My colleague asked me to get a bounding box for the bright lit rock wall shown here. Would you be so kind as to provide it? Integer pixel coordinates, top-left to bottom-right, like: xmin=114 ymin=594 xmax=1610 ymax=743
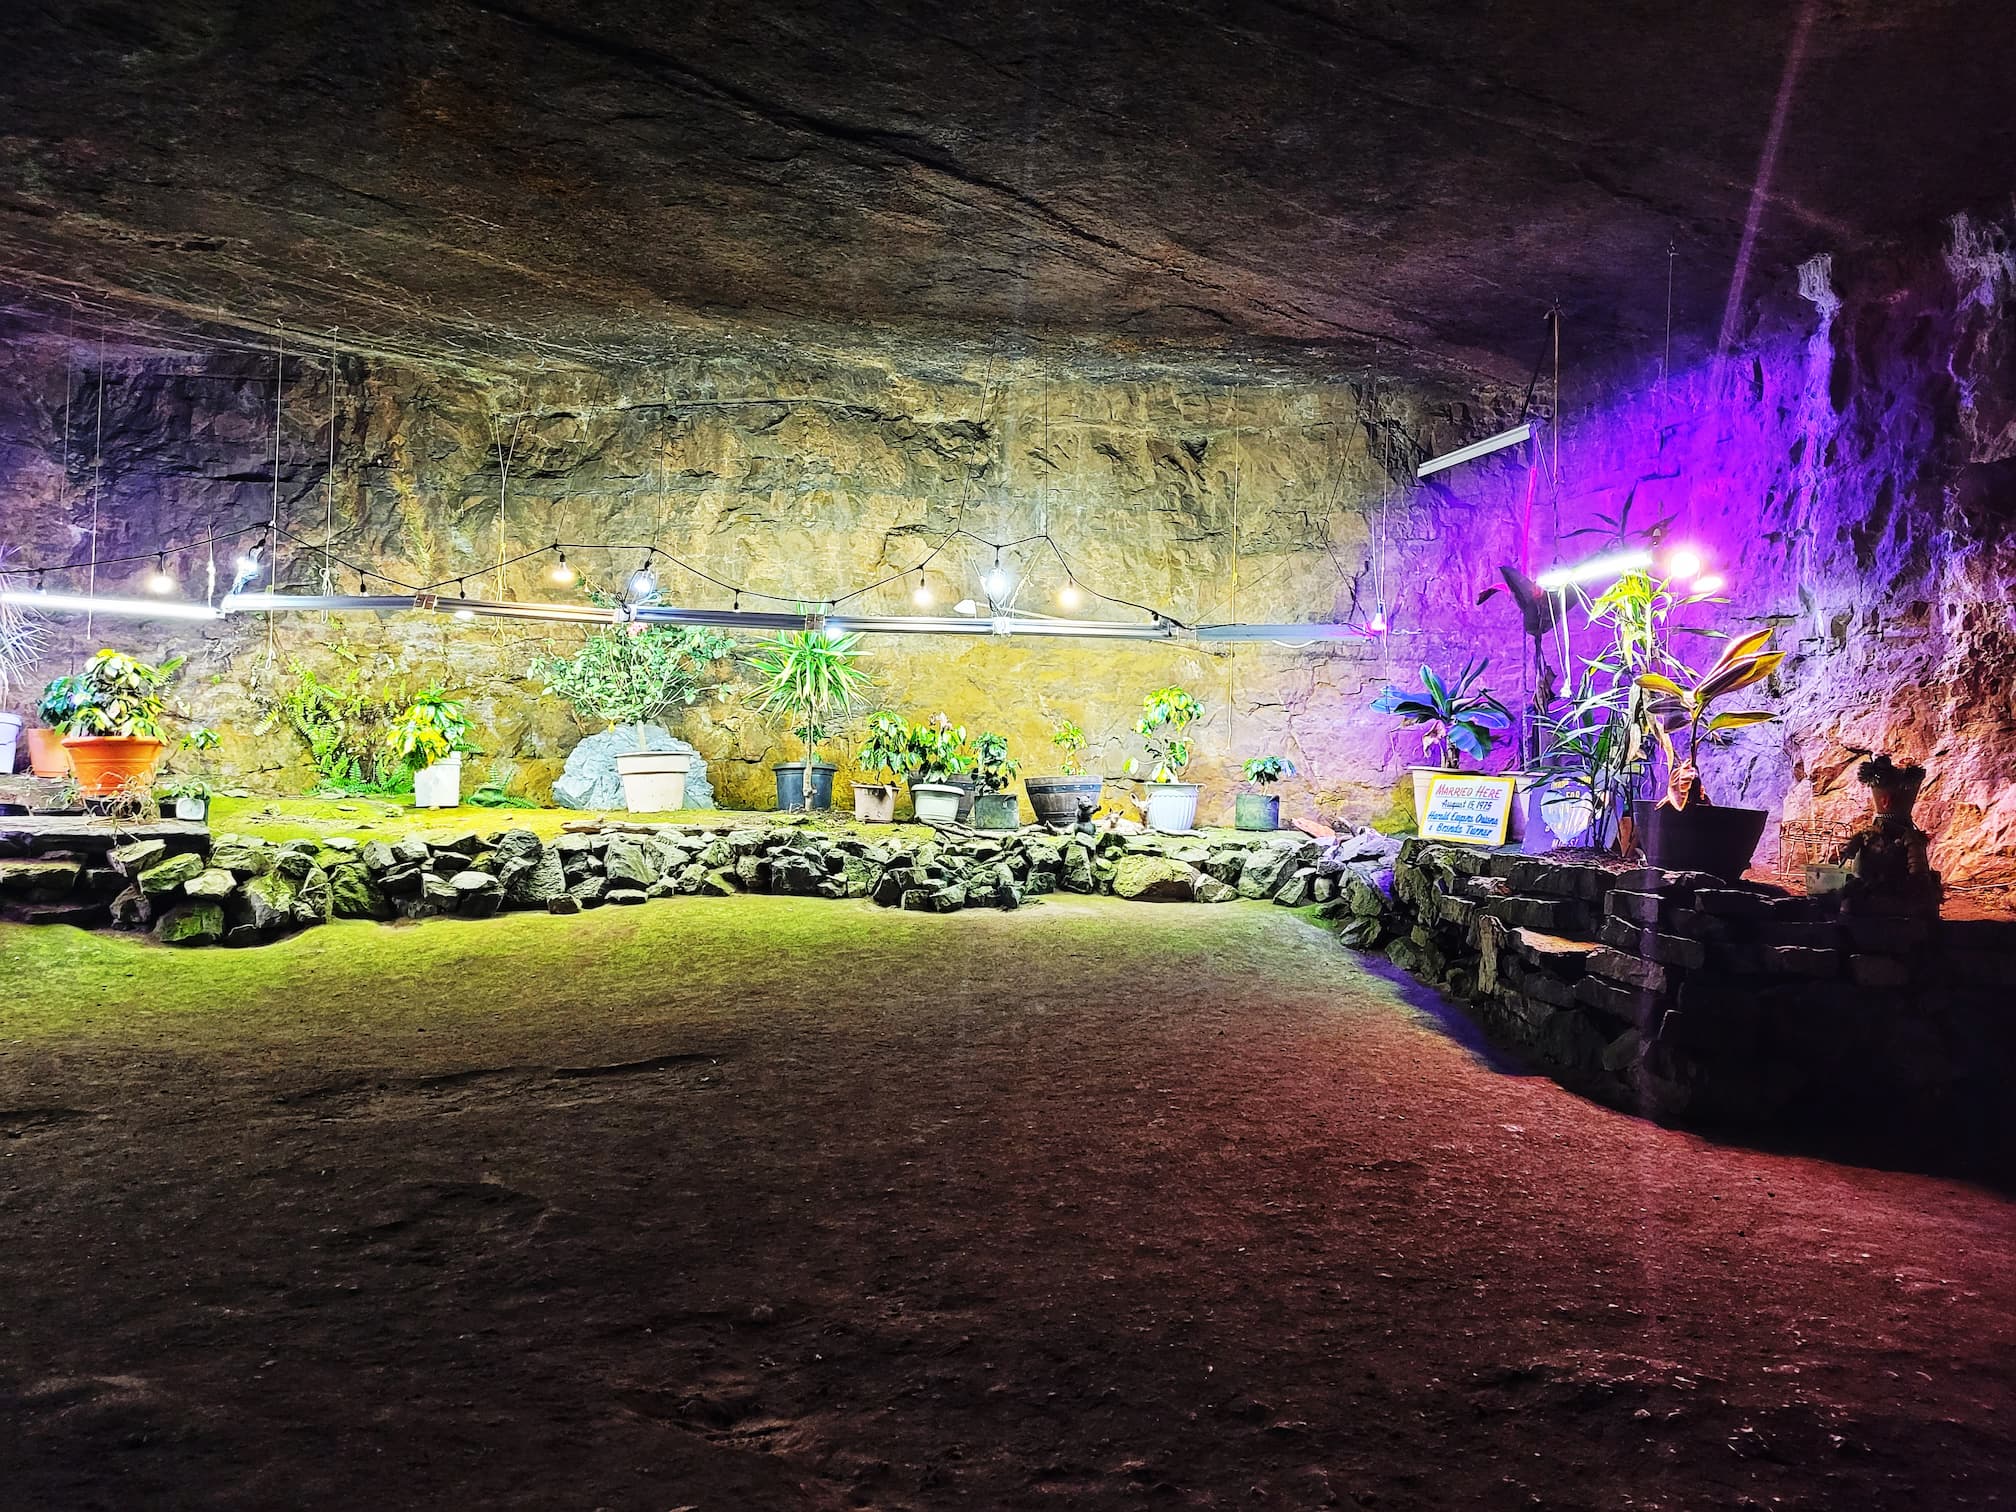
xmin=0 ymin=331 xmax=1522 ymax=820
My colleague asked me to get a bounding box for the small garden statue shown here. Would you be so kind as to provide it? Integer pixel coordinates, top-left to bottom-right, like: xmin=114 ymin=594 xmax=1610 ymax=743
xmin=1834 ymin=755 xmax=1942 ymax=916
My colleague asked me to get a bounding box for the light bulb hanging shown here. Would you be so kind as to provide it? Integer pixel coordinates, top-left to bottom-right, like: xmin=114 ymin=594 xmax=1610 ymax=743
xmin=1058 ymin=577 xmax=1082 ymax=610
xmin=912 ymin=569 xmax=933 ymax=608
xmin=549 ymin=548 xmax=576 ymax=586
xmin=145 ymin=553 xmax=174 ymax=595
xmin=982 ymin=547 xmax=1009 ymax=601
xmin=454 ymin=579 xmax=475 ymax=620
xmin=629 ymin=556 xmax=658 ymax=598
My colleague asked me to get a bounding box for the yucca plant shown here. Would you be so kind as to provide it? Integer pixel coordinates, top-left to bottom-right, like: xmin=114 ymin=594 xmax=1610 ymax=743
xmin=1637 ymin=629 xmax=1783 ymax=808
xmin=746 ymin=628 xmax=871 ymax=811
xmin=1371 ymin=659 xmax=1511 ymax=770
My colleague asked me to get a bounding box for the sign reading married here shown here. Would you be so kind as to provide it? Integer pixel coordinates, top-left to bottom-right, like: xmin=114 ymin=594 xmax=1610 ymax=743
xmin=1418 ymin=773 xmax=1517 ymax=847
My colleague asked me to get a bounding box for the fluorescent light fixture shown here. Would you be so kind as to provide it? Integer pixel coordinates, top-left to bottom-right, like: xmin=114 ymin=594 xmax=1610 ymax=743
xmin=1666 ymin=546 xmax=1705 ymax=580
xmin=222 ymin=592 xmax=417 ymax=614
xmin=1195 ymin=622 xmax=1369 ymax=642
xmin=2 ymin=590 xmax=221 ymax=621
xmin=1688 ymin=573 xmax=1727 ymax=597
xmin=1416 ymin=421 xmax=1535 ymax=479
xmin=1534 ymin=549 xmax=1653 ymax=592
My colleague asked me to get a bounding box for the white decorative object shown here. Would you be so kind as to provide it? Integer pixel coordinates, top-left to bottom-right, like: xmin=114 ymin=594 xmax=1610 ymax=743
xmin=1142 ymin=781 xmax=1200 ymax=833
xmin=615 ymin=749 xmax=691 ymax=813
xmin=173 ymin=795 xmax=208 ymax=822
xmin=0 ymin=710 xmax=20 ymax=775
xmin=413 ymin=754 xmax=462 ymax=809
xmin=910 ymin=782 xmax=962 ymax=825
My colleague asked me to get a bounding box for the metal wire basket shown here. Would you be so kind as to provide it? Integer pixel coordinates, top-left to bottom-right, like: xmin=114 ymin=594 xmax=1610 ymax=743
xmin=1776 ymin=818 xmax=1853 ymax=890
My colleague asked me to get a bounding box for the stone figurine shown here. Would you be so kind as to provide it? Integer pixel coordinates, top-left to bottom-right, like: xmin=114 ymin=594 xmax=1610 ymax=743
xmin=1834 ymin=754 xmax=1942 ymax=916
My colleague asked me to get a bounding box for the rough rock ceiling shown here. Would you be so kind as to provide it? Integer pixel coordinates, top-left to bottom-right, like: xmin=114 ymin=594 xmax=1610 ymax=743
xmin=2 ymin=0 xmax=2013 ymax=382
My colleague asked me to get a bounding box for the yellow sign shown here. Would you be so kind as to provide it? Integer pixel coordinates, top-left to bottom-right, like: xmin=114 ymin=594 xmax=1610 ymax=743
xmin=1419 ymin=773 xmax=1517 ymax=847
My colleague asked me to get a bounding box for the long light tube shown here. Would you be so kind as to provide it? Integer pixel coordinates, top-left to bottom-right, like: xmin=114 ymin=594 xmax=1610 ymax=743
xmin=1534 ymin=549 xmax=1654 ymax=592
xmin=1416 ymin=421 xmax=1535 ymax=478
xmin=1 ymin=590 xmax=222 ymax=621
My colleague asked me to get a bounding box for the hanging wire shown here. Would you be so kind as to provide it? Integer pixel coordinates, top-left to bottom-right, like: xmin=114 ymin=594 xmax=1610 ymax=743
xmin=323 ymin=330 xmax=339 ymax=592
xmin=86 ymin=326 xmax=107 ymax=644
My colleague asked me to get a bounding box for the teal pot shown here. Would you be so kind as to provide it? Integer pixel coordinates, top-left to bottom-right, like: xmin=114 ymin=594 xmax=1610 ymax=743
xmin=1234 ymin=792 xmax=1280 ymax=831
xmin=773 ymin=760 xmax=837 ymax=812
xmin=1024 ymin=774 xmax=1104 ymax=831
xmin=971 ymin=792 xmax=1021 ymax=831
xmin=1142 ymin=781 xmax=1201 ymax=833
xmin=910 ymin=781 xmax=963 ymax=826
xmin=1632 ymin=799 xmax=1767 ymax=880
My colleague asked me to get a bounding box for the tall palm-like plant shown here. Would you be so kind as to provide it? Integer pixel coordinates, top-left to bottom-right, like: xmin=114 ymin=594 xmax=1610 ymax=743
xmin=1637 ymin=629 xmax=1783 ymax=808
xmin=746 ymin=628 xmax=871 ymax=811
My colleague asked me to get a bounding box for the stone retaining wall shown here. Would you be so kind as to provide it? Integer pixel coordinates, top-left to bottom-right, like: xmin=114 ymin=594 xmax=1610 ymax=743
xmin=1357 ymin=839 xmax=2016 ymax=1159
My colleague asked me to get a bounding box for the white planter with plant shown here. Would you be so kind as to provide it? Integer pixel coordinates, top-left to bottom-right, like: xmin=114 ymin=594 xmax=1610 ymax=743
xmin=746 ymin=627 xmax=870 ymax=813
xmin=1127 ymin=686 xmax=1202 ymax=833
xmin=1371 ymin=659 xmax=1513 ymax=827
xmin=385 ymin=691 xmax=471 ymax=810
xmin=0 ymin=562 xmax=44 ymax=776
xmin=903 ymin=714 xmax=972 ymax=825
xmin=155 ymin=726 xmax=220 ymax=823
xmin=853 ymin=712 xmax=912 ymax=823
xmin=533 ymin=620 xmax=735 ymax=813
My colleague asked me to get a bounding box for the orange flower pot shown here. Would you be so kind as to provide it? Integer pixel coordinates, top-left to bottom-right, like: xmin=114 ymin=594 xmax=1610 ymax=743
xmin=25 ymin=727 xmax=72 ymax=779
xmin=60 ymin=734 xmax=166 ymax=796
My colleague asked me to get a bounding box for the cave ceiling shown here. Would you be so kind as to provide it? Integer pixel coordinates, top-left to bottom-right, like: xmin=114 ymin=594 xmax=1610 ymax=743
xmin=2 ymin=0 xmax=2013 ymax=385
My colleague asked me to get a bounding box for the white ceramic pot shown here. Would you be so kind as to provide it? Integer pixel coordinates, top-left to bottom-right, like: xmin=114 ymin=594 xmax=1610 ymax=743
xmin=413 ymin=755 xmax=462 ymax=809
xmin=0 ymin=710 xmax=20 ymax=775
xmin=1409 ymin=766 xmax=1457 ymax=827
xmin=1142 ymin=781 xmax=1200 ymax=833
xmin=853 ymin=782 xmax=897 ymax=823
xmin=616 ymin=749 xmax=691 ymax=813
xmin=173 ymin=795 xmax=209 ymax=822
xmin=910 ymin=781 xmax=962 ymax=825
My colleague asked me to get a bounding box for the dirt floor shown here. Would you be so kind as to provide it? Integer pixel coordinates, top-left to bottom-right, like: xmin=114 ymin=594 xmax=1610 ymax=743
xmin=1 ymin=896 xmax=2012 ymax=1511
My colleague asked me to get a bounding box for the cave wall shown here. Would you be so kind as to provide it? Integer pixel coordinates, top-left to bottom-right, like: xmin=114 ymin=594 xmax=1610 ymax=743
xmin=0 ymin=330 xmax=1528 ymax=819
xmin=1458 ymin=210 xmax=2016 ymax=891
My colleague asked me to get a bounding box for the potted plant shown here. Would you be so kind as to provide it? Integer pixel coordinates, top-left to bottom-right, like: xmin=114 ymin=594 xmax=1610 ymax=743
xmin=1237 ymin=755 xmax=1294 ymax=830
xmin=534 ymin=622 xmax=734 ymax=812
xmin=853 ymin=711 xmax=914 ymax=823
xmin=969 ymin=731 xmax=1022 ymax=831
xmin=905 ymin=714 xmax=972 ymax=825
xmin=0 ymin=583 xmax=44 ymax=776
xmin=1024 ymin=719 xmax=1105 ymax=831
xmin=747 ymin=628 xmax=870 ymax=811
xmin=59 ymin=650 xmax=182 ymax=797
xmin=26 ymin=675 xmax=82 ymax=778
xmin=1371 ymin=660 xmax=1512 ymax=827
xmin=1632 ymin=628 xmax=1783 ymax=877
xmin=384 ymin=689 xmax=473 ymax=809
xmin=156 ymin=725 xmax=221 ymax=821
xmin=1126 ymin=686 xmax=1203 ymax=833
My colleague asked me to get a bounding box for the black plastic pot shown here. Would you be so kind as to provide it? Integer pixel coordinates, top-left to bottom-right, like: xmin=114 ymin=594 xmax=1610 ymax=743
xmin=1632 ymin=799 xmax=1768 ymax=879
xmin=1024 ymin=775 xmax=1104 ymax=831
xmin=944 ymin=773 xmax=979 ymax=823
xmin=1234 ymin=792 xmax=1280 ymax=831
xmin=773 ymin=759 xmax=838 ymax=812
xmin=971 ymin=792 xmax=1022 ymax=831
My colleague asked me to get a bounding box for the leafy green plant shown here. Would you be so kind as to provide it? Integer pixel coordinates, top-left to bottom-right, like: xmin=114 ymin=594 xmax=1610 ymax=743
xmin=37 ymin=674 xmax=85 ymax=731
xmin=63 ymin=650 xmax=183 ymax=740
xmin=905 ymin=714 xmax=973 ymax=785
xmin=857 ymin=711 xmax=916 ymax=785
xmin=1050 ymin=720 xmax=1088 ymax=776
xmin=532 ymin=624 xmax=735 ymax=745
xmin=1637 ymin=629 xmax=1783 ymax=807
xmin=468 ymin=779 xmax=538 ymax=809
xmin=746 ymin=628 xmax=871 ymax=810
xmin=972 ymin=731 xmax=1020 ymax=794
xmin=382 ymin=689 xmax=472 ymax=771
xmin=1371 ymin=660 xmax=1509 ymax=769
xmin=267 ymin=657 xmax=416 ymax=794
xmin=1242 ymin=755 xmax=1295 ymax=787
xmin=1128 ymin=686 xmax=1202 ymax=783
xmin=154 ymin=774 xmax=212 ymax=802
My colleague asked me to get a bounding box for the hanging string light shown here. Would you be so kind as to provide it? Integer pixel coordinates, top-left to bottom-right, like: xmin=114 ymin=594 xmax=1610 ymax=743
xmin=912 ymin=569 xmax=933 ymax=608
xmin=145 ymin=553 xmax=175 ymax=595
xmin=983 ymin=547 xmax=1009 ymax=601
xmin=454 ymin=579 xmax=475 ymax=621
xmin=1058 ymin=576 xmax=1082 ymax=610
xmin=629 ymin=555 xmax=658 ymax=598
xmin=548 ymin=547 xmax=576 ymax=586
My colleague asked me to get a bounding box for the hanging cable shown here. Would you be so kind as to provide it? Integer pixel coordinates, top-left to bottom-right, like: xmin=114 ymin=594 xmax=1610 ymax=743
xmin=86 ymin=326 xmax=106 ymax=644
xmin=323 ymin=330 xmax=338 ymax=593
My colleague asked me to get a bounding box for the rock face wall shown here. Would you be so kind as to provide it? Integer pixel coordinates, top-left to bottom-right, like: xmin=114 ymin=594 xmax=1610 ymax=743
xmin=1454 ymin=211 xmax=2016 ymax=891
xmin=0 ymin=327 xmax=1526 ymax=819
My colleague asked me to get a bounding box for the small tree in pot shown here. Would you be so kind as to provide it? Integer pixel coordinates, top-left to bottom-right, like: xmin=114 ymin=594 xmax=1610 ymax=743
xmin=534 ymin=622 xmax=735 ymax=812
xmin=969 ymin=731 xmax=1023 ymax=831
xmin=1125 ymin=686 xmax=1203 ymax=833
xmin=853 ymin=711 xmax=914 ymax=823
xmin=1024 ymin=719 xmax=1105 ymax=831
xmin=60 ymin=649 xmax=183 ymax=797
xmin=905 ymin=714 xmax=973 ymax=825
xmin=746 ymin=628 xmax=870 ymax=812
xmin=155 ymin=725 xmax=220 ymax=821
xmin=384 ymin=690 xmax=474 ymax=809
xmin=1236 ymin=754 xmax=1295 ymax=831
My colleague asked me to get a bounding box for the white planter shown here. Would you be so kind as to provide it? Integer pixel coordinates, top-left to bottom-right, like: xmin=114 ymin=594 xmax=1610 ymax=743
xmin=1409 ymin=766 xmax=1457 ymax=827
xmin=413 ymin=756 xmax=462 ymax=809
xmin=172 ymin=795 xmax=209 ymax=822
xmin=616 ymin=749 xmax=691 ymax=813
xmin=853 ymin=782 xmax=897 ymax=823
xmin=910 ymin=781 xmax=962 ymax=825
xmin=0 ymin=710 xmax=19 ymax=775
xmin=1142 ymin=781 xmax=1200 ymax=833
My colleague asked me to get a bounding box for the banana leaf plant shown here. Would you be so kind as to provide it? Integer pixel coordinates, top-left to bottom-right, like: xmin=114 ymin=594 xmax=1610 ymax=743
xmin=1636 ymin=629 xmax=1784 ymax=809
xmin=1371 ymin=659 xmax=1511 ymax=770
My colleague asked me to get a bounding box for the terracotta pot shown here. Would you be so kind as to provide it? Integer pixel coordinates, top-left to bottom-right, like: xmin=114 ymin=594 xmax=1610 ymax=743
xmin=60 ymin=734 xmax=165 ymax=797
xmin=25 ymin=727 xmax=71 ymax=779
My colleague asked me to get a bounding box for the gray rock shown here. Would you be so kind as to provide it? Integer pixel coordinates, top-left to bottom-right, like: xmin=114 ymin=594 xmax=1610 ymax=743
xmin=108 ymin=885 xmax=152 ymax=929
xmin=379 ymin=864 xmax=424 ymax=897
xmin=505 ymin=849 xmax=567 ymax=907
xmin=360 ymin=840 xmax=398 ymax=873
xmin=137 ymin=852 xmax=205 ymax=895
xmin=1060 ymin=843 xmax=1096 ymax=893
xmin=238 ymin=871 xmax=301 ymax=932
xmin=604 ymin=836 xmax=659 ymax=888
xmin=273 ymin=850 xmax=317 ymax=882
xmin=552 ymin=724 xmax=715 ymax=810
xmin=293 ymin=865 xmax=334 ymax=926
xmin=183 ymin=867 xmax=237 ymax=901
xmin=109 ymin=838 xmax=169 ymax=877
xmin=451 ymin=870 xmax=504 ymax=918
xmin=605 ymin=887 xmax=648 ymax=905
xmin=547 ymin=895 xmax=582 ymax=915
xmin=392 ymin=835 xmax=432 ymax=865
xmin=568 ymin=873 xmax=609 ymax=907
xmin=1273 ymin=867 xmax=1318 ymax=907
xmin=1194 ymin=873 xmax=1237 ymax=903
xmin=156 ymin=902 xmax=225 ymax=946
xmin=211 ymin=838 xmax=273 ymax=877
xmin=330 ymin=864 xmax=393 ymax=920
xmin=1237 ymin=844 xmax=1299 ymax=899
xmin=1112 ymin=854 xmax=1199 ymax=901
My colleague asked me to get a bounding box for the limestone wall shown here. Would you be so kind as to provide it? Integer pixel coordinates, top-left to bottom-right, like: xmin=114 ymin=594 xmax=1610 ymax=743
xmin=0 ymin=328 xmax=1526 ymax=818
